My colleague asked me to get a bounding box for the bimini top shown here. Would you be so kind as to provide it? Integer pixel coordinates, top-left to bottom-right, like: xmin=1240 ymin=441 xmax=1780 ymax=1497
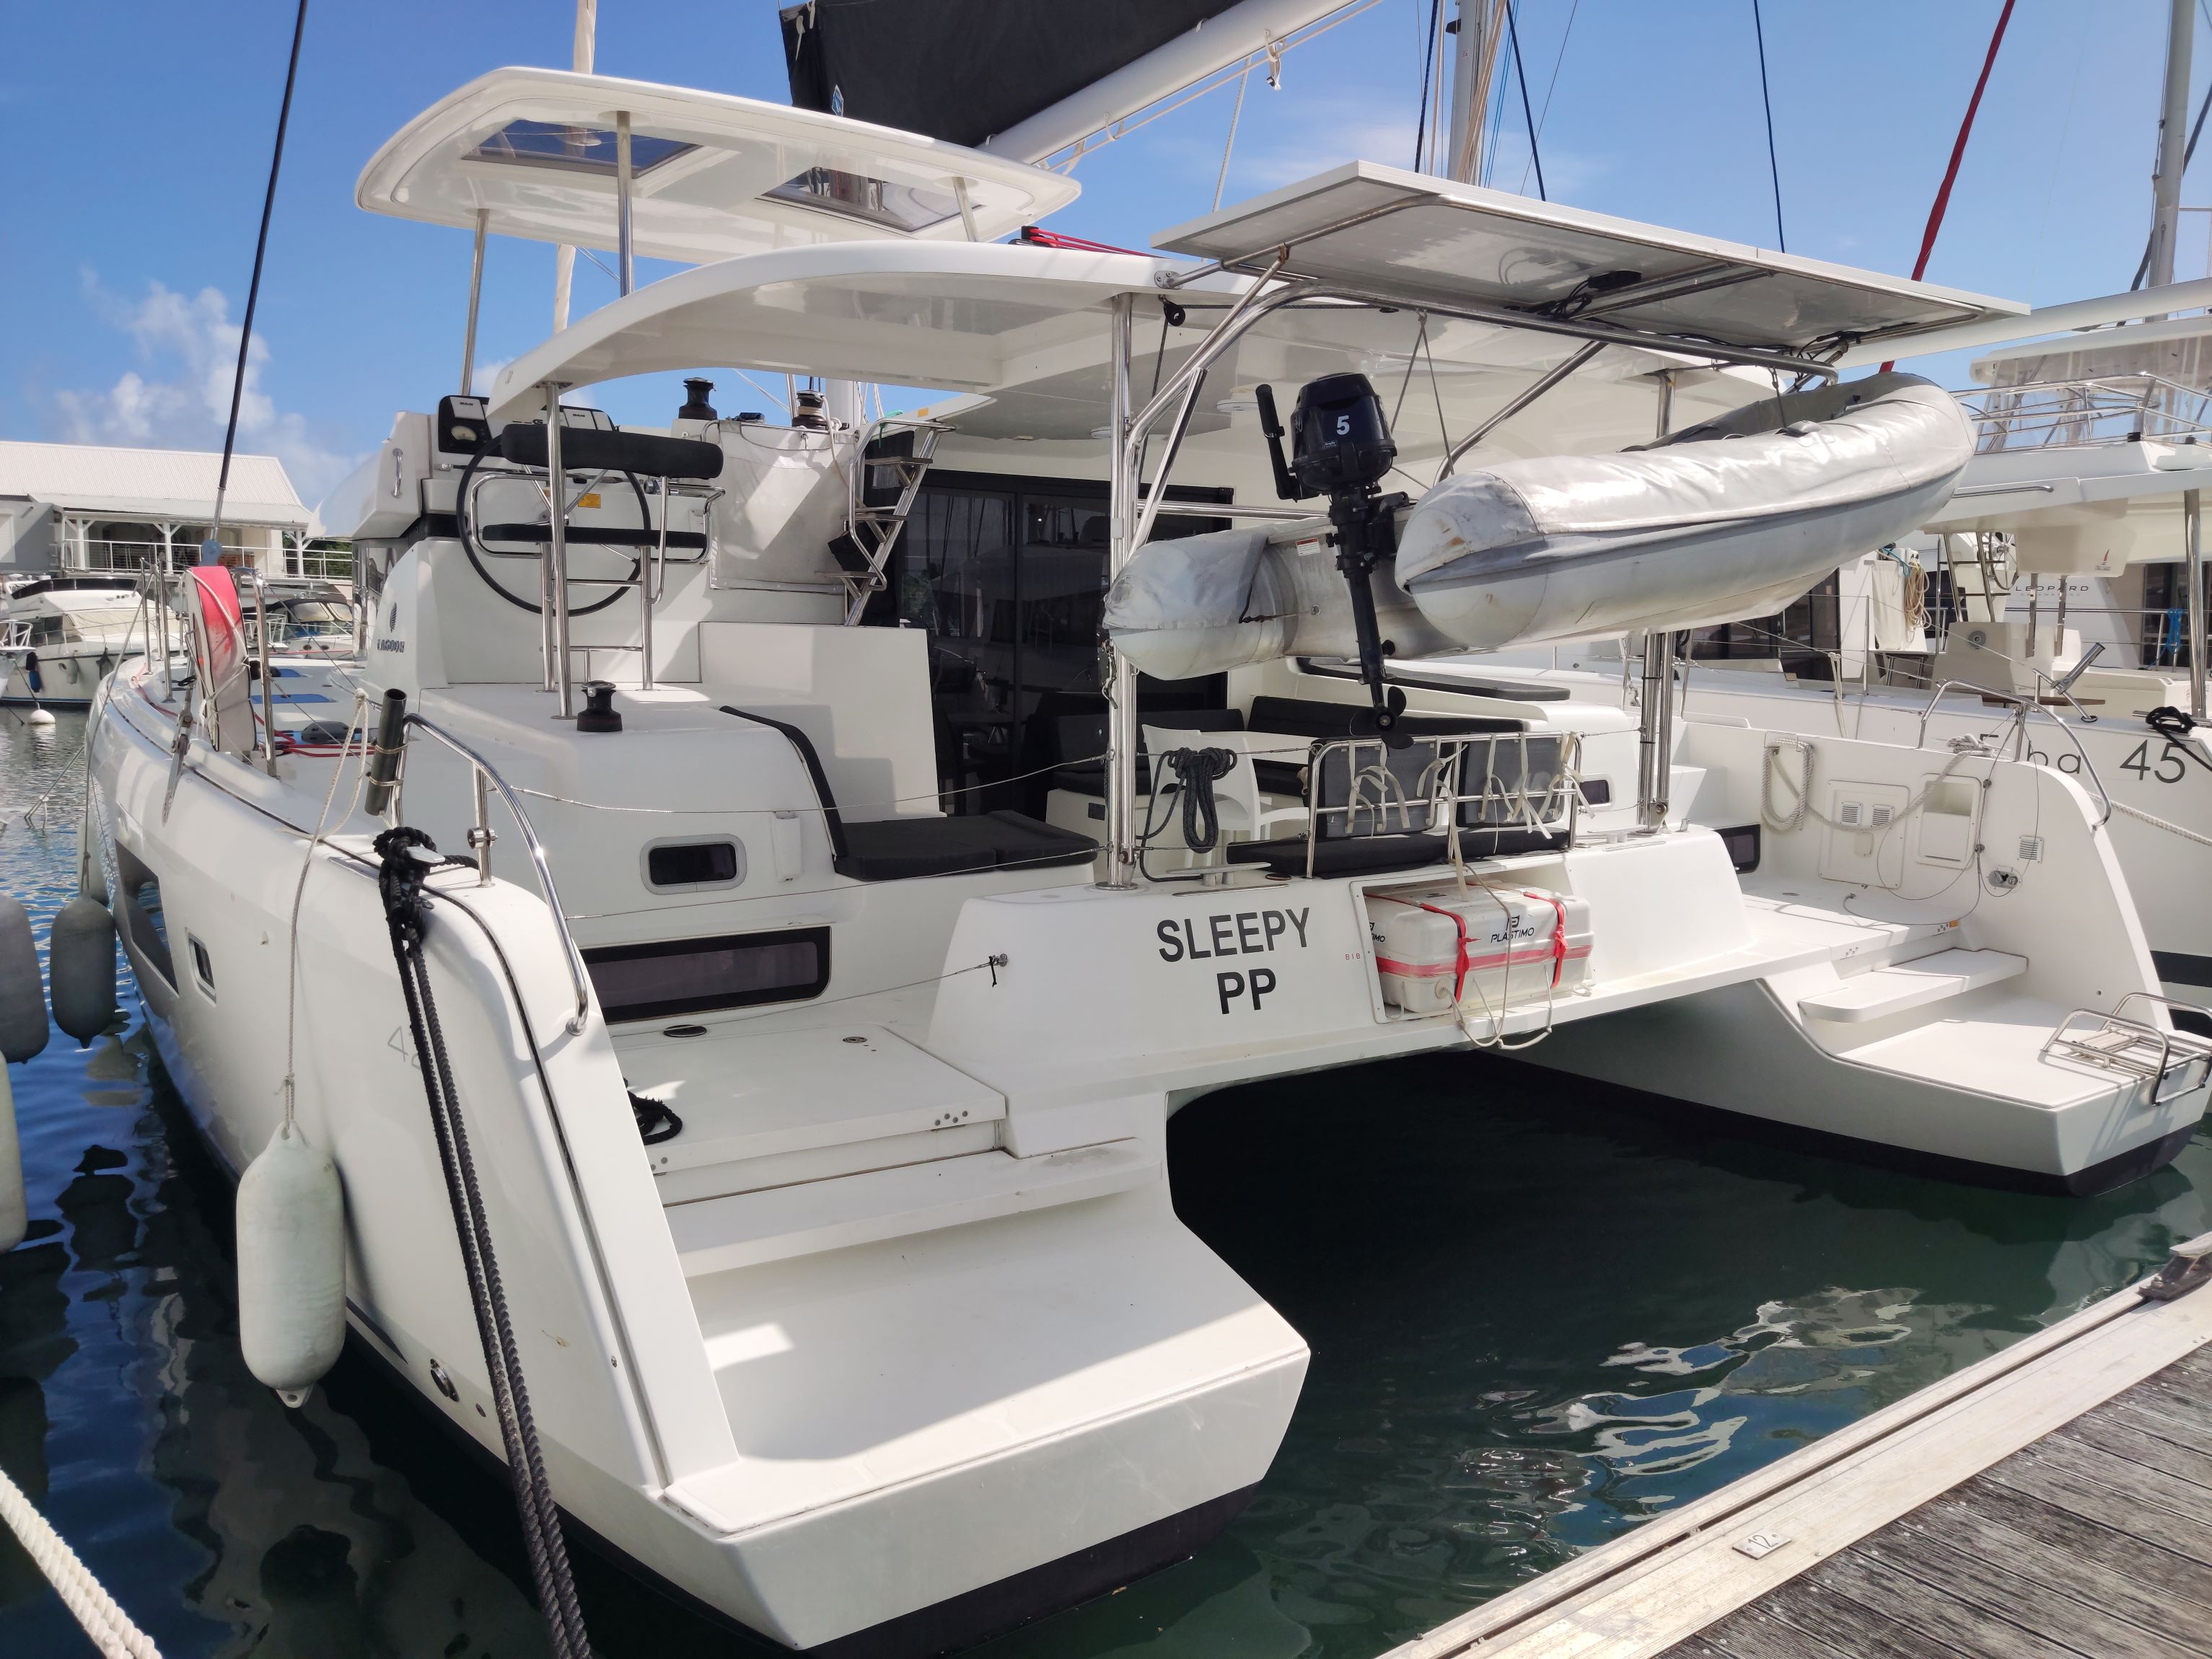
xmin=357 ymin=68 xmax=1081 ymax=264
xmin=485 ymin=239 xmax=1232 ymax=421
xmin=1154 ymin=162 xmax=2024 ymax=361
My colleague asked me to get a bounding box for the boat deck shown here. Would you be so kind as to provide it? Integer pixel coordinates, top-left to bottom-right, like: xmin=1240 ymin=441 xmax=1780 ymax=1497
xmin=1385 ymin=1236 xmax=2212 ymax=1659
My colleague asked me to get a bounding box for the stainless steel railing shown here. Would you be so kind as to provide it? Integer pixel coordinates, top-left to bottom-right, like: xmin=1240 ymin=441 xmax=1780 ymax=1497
xmin=1957 ymin=373 xmax=2212 ymax=453
xmin=1300 ymin=731 xmax=1585 ymax=879
xmin=395 ymin=713 xmax=593 ymax=1035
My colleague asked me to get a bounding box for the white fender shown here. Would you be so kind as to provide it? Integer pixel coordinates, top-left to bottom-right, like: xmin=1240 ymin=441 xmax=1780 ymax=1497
xmin=0 ymin=1065 xmax=22 ymax=1254
xmin=48 ymin=895 xmax=117 ymax=1047
xmin=237 ymin=1122 xmax=348 ymax=1407
xmin=0 ymin=896 xmax=46 ymax=1065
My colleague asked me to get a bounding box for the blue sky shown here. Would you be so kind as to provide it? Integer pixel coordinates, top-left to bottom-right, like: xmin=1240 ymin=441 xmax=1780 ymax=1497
xmin=0 ymin=1 xmax=2191 ymax=509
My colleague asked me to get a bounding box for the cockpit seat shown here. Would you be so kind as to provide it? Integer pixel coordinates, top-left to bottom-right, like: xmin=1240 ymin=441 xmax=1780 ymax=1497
xmin=722 ymin=706 xmax=1097 ymax=882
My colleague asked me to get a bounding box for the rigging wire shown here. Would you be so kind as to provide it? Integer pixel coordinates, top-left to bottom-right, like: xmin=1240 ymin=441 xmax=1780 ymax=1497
xmin=206 ymin=0 xmax=309 ymax=562
xmin=1750 ymin=0 xmax=1786 ymax=250
xmin=1517 ymin=0 xmax=1581 ymax=197
xmin=1213 ymin=59 xmax=1253 ymax=209
xmin=1880 ymin=0 xmax=2016 ymax=369
xmin=1504 ymin=0 xmax=1547 ymax=200
xmin=1413 ymin=0 xmax=1443 ymax=170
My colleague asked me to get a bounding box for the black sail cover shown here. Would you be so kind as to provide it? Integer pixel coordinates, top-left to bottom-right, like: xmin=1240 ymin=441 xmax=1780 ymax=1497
xmin=781 ymin=0 xmax=1242 ymax=150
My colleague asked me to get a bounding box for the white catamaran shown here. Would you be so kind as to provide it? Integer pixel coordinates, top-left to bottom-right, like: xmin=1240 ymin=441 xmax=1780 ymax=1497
xmin=78 ymin=54 xmax=2212 ymax=1659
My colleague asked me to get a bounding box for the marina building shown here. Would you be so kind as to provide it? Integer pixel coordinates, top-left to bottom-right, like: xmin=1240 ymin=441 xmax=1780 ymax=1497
xmin=0 ymin=439 xmax=322 ymax=578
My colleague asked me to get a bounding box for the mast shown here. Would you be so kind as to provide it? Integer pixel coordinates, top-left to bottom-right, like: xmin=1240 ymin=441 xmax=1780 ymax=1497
xmin=1444 ymin=0 xmax=1506 ymax=184
xmin=2150 ymin=0 xmax=2194 ymax=292
xmin=550 ymin=0 xmax=597 ymax=333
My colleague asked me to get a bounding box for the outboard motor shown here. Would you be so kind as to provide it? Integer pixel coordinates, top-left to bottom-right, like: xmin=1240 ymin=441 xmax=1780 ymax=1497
xmin=1258 ymin=373 xmax=1408 ymax=737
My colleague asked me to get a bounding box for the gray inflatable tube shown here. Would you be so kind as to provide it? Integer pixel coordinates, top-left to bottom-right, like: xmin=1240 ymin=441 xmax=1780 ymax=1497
xmin=1396 ymin=373 xmax=1973 ymax=651
xmin=1102 ymin=519 xmax=1457 ymax=682
xmin=1103 ymin=373 xmax=1971 ymax=679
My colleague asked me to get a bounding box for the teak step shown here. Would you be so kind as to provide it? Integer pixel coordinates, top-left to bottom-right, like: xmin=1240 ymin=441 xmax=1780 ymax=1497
xmin=1796 ymin=948 xmax=2027 ymax=1024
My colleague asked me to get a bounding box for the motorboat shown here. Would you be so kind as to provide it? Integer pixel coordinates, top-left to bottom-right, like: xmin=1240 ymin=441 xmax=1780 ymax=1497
xmin=86 ymin=66 xmax=2211 ymax=1655
xmin=0 ymin=574 xmax=146 ymax=706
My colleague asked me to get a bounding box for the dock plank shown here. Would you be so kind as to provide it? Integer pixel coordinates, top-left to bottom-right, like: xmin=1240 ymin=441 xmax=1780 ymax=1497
xmin=1696 ymin=1581 xmax=1967 ymax=1659
xmin=1886 ymin=1502 xmax=2209 ymax=1656
xmin=2000 ymin=1433 xmax=2212 ymax=1539
xmin=2105 ymin=1382 xmax=2212 ymax=1459
xmin=1804 ymin=1552 xmax=2083 ymax=1659
xmin=2151 ymin=1342 xmax=2212 ymax=1395
xmin=1930 ymin=1479 xmax=2212 ymax=1615
xmin=2056 ymin=1410 xmax=2212 ymax=1492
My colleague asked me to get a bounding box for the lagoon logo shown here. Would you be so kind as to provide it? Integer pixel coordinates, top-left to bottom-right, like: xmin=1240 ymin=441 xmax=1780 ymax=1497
xmin=377 ymin=599 xmax=405 ymax=651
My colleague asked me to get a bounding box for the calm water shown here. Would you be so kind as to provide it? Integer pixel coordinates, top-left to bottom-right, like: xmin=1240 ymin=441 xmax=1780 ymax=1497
xmin=2 ymin=708 xmax=2208 ymax=1657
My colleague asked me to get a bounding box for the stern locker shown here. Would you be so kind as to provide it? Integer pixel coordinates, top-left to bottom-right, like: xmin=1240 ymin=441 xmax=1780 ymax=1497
xmin=1369 ymin=886 xmax=1594 ymax=1013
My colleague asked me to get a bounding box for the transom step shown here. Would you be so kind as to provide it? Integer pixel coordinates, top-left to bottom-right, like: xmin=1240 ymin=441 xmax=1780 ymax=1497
xmin=615 ymin=1023 xmax=1005 ymax=1202
xmin=1797 ymin=948 xmax=2027 ymax=1024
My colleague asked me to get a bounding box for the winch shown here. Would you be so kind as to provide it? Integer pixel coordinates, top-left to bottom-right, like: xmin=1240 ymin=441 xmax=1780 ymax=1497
xmin=1370 ymin=886 xmax=1594 ymax=1014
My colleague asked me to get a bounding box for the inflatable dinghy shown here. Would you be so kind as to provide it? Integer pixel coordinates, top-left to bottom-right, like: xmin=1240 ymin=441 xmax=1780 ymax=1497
xmin=1106 ymin=373 xmax=1972 ymax=679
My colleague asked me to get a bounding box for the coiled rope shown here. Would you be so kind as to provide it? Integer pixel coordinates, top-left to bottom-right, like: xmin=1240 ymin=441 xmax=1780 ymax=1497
xmin=1159 ymin=747 xmax=1237 ymax=853
xmin=374 ymin=826 xmax=591 ymax=1659
xmin=0 ymin=1462 xmax=161 ymax=1657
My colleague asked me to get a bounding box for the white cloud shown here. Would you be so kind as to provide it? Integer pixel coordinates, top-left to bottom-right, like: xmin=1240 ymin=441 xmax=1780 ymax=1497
xmin=50 ymin=274 xmax=363 ymax=501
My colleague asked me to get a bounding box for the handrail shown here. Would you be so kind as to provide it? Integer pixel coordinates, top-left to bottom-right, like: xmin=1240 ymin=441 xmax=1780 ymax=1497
xmin=1299 ymin=730 xmax=1582 ymax=879
xmin=1913 ymin=677 xmax=2112 ymax=825
xmin=2043 ymin=992 xmax=2212 ymax=1106
xmin=400 ymin=712 xmax=592 ymax=1035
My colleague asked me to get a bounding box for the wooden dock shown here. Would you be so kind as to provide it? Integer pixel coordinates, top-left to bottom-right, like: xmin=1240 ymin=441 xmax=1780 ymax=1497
xmin=1387 ymin=1236 xmax=2212 ymax=1659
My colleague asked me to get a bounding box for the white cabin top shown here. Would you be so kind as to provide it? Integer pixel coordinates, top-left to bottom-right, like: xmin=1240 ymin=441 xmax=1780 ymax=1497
xmin=357 ymin=68 xmax=1082 ymax=264
xmin=1153 ymin=162 xmax=2024 ymax=358
xmin=1972 ymin=313 xmax=2212 ymax=392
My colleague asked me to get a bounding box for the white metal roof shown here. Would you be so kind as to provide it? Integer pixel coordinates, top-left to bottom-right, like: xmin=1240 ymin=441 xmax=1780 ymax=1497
xmin=486 ymin=239 xmax=1238 ymax=420
xmin=359 ymin=69 xmax=1081 ymax=265
xmin=484 ymin=236 xmax=1796 ymax=459
xmin=0 ymin=441 xmax=311 ymax=527
xmin=1153 ymin=162 xmax=2025 ymax=356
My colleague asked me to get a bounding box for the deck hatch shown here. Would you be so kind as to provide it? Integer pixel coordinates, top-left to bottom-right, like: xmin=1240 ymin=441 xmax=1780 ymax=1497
xmin=583 ymin=926 xmax=828 ymax=1022
xmin=468 ymin=119 xmax=696 ymax=176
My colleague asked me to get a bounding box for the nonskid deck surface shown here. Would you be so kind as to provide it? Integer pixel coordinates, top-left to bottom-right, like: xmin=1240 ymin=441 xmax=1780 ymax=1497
xmin=1384 ymin=1246 xmax=2212 ymax=1659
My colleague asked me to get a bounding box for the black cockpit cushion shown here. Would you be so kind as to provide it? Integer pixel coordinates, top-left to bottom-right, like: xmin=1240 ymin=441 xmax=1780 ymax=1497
xmin=837 ymin=811 xmax=1098 ymax=881
xmin=499 ymin=422 xmax=724 ymax=481
xmin=719 ymin=705 xmax=1096 ymax=881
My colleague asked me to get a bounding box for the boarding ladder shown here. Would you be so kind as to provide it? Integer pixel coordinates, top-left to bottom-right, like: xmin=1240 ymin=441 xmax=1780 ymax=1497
xmin=832 ymin=415 xmax=949 ymax=625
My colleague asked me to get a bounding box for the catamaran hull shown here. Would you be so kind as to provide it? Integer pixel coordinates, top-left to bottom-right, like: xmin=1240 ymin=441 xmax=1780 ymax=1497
xmin=84 ymin=671 xmax=1307 ymax=1653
